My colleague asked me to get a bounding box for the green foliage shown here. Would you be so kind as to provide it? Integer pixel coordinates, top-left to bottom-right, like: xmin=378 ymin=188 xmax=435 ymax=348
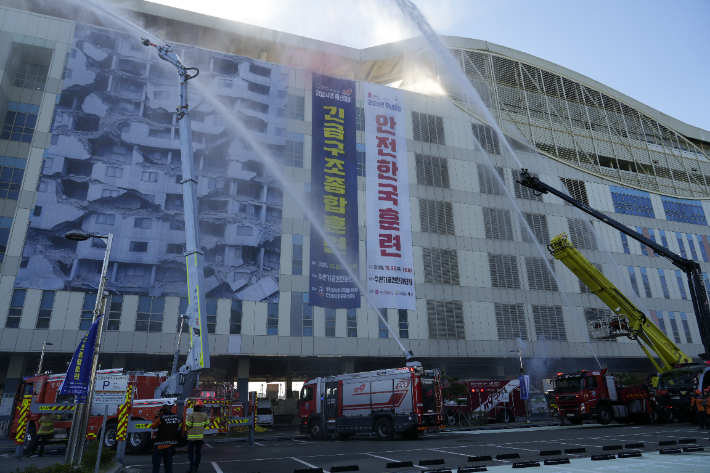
xmin=80 ymin=440 xmax=114 ymax=472
xmin=12 ymin=463 xmax=86 ymax=473
xmin=442 ymin=376 xmax=467 ymax=403
xmin=614 ymin=372 xmax=640 ymax=386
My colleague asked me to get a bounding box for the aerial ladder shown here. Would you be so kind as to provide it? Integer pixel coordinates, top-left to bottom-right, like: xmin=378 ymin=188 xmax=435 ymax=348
xmin=518 ymin=169 xmax=710 ymax=361
xmin=547 ymin=232 xmax=691 ymax=373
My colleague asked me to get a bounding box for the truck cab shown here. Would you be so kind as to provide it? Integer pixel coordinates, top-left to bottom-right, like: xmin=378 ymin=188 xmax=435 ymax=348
xmin=655 ymin=363 xmax=710 ymax=422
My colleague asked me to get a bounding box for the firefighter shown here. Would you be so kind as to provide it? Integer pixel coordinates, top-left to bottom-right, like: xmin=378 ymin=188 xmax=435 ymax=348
xmin=186 ymin=400 xmax=209 ymax=472
xmin=27 ymin=412 xmax=64 ymax=457
xmin=690 ymin=389 xmax=708 ymax=430
xmin=151 ymin=403 xmax=180 ymax=473
xmin=703 ymin=388 xmax=710 ymax=430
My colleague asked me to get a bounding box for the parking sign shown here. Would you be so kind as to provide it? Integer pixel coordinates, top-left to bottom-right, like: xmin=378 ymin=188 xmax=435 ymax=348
xmin=93 ymin=375 xmax=129 ymax=405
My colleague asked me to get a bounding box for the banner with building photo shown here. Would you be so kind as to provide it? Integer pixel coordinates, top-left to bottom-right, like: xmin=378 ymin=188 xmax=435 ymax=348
xmin=308 ymin=73 xmax=360 ymax=308
xmin=364 ymin=84 xmax=416 ymax=310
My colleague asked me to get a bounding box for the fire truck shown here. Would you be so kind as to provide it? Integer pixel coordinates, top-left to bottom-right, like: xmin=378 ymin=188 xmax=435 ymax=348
xmin=444 ymin=379 xmax=527 ymax=425
xmin=9 ymin=369 xmax=245 ymax=454
xmin=299 ymin=362 xmax=443 ymax=441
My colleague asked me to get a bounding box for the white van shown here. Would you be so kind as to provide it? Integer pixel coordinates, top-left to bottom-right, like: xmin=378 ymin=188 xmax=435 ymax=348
xmin=256 ymin=399 xmax=274 ymax=425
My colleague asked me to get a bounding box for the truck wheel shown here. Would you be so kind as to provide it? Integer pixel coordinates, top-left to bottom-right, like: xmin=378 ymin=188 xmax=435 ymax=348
xmin=309 ymin=420 xmax=324 ymax=441
xmin=126 ymin=432 xmax=151 ymax=453
xmin=445 ymin=411 xmax=460 ymax=426
xmin=102 ymin=421 xmax=118 ymax=450
xmin=374 ymin=417 xmax=394 ymax=441
xmin=23 ymin=424 xmax=38 ymax=456
xmin=497 ymin=409 xmax=514 ymax=424
xmin=597 ymin=405 xmax=613 ymax=425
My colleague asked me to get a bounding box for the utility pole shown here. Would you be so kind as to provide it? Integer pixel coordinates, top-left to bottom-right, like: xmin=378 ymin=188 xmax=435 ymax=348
xmin=511 ymin=349 xmax=530 ymax=424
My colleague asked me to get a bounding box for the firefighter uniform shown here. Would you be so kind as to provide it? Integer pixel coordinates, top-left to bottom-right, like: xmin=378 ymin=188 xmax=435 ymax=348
xmin=703 ymin=389 xmax=710 ymax=429
xmin=150 ymin=405 xmax=180 ymax=473
xmin=691 ymin=390 xmax=708 ymax=429
xmin=29 ymin=413 xmax=63 ymax=456
xmin=186 ymin=402 xmax=210 ymax=472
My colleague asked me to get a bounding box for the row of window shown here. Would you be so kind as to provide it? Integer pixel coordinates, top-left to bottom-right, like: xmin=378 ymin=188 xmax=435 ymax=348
xmin=621 ymin=228 xmax=710 ymax=263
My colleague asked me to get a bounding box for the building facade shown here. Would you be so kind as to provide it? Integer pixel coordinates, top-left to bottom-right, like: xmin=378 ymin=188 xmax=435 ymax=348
xmin=0 ymin=0 xmax=708 ymax=396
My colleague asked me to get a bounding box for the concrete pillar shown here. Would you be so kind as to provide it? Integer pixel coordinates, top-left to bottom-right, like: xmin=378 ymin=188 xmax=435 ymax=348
xmin=285 ymin=379 xmax=293 ymax=399
xmin=340 ymin=358 xmax=354 ymax=374
xmin=4 ymin=354 xmax=28 ymax=397
xmin=237 ymin=357 xmax=249 ymax=403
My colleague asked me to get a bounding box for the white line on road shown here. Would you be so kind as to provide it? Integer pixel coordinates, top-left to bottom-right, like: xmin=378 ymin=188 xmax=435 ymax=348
xmin=363 ymin=452 xmax=427 ymax=469
xmin=428 ymin=448 xmax=470 ymax=457
xmin=211 ymin=461 xmax=223 ymax=473
xmin=291 ymin=457 xmax=330 ymax=473
xmin=292 ymin=439 xmax=308 ymax=443
xmin=205 ymin=443 xmax=213 ymax=448
xmin=253 ymin=442 xmax=265 ymax=446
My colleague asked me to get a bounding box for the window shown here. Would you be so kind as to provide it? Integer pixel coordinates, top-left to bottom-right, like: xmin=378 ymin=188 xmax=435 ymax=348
xmin=285 ymin=132 xmax=304 ymax=168
xmin=647 ymin=229 xmax=660 ymax=258
xmin=206 ymin=299 xmax=217 ymax=334
xmin=521 ymin=213 xmax=549 ymax=245
xmin=680 ymin=312 xmax=692 ymax=343
xmin=107 ymin=295 xmax=123 ymax=331
xmin=135 ymin=296 xmax=164 ymax=332
xmin=230 ymin=299 xmax=242 ymax=334
xmin=141 ymin=171 xmax=158 ymax=182
xmin=0 ymin=156 xmax=26 ymax=200
xmin=584 ymin=307 xmax=615 ymax=342
xmin=102 ymin=189 xmax=120 ymax=198
xmin=659 ymin=230 xmax=669 ymax=251
xmin=656 ymin=311 xmax=668 ymax=337
xmin=666 ymin=312 xmax=681 ymax=343
xmin=378 ymin=309 xmax=388 ymax=338
xmin=1 ymin=102 xmax=38 ymax=142
xmin=249 ymin=63 xmax=271 ymax=77
xmin=610 ymin=186 xmax=654 ymax=217
xmin=325 ymin=308 xmax=336 ymax=337
xmin=532 ymin=305 xmax=566 ymax=341
xmin=628 ymin=266 xmax=640 ymax=297
xmin=419 ymin=199 xmax=454 ymax=234
xmin=106 ymin=166 xmax=123 ymax=178
xmin=267 ymin=303 xmax=278 ymax=335
xmin=34 ymin=291 xmax=55 ymax=329
xmin=247 ymin=81 xmax=270 ymax=96
xmin=170 ymin=220 xmax=184 ymax=231
xmin=356 ymin=106 xmax=365 ymax=131
xmin=686 ymin=233 xmax=698 ymax=261
xmin=6 ymin=289 xmax=26 ymax=328
xmin=92 ymin=238 xmax=106 ymax=249
xmin=526 ymin=257 xmax=558 ymax=291
xmin=675 ymin=270 xmax=687 ymax=300
xmin=302 ymin=295 xmax=313 ymax=337
xmin=580 ymin=263 xmax=603 ymax=294
xmin=662 ymin=196 xmax=707 ymax=226
xmin=567 ymin=218 xmax=597 ymax=250
xmin=412 ymin=111 xmax=445 ymax=145
xmin=347 ymin=308 xmax=357 ymax=337
xmin=166 ymin=243 xmax=184 ymax=254
xmin=416 ymin=154 xmax=449 ymax=188
xmin=495 ymin=303 xmax=527 ymax=340
xmin=134 ymin=217 xmax=151 ymax=229
xmin=292 ymin=235 xmax=303 ymax=275
xmin=636 ymin=227 xmax=650 ymax=256
xmin=33 ymin=206 xmax=42 ymax=217
xmin=620 ymin=233 xmax=630 ymax=254
xmin=80 ymin=293 xmax=97 ymax=330
xmin=477 ymin=164 xmax=505 ymax=195
xmin=422 ymin=248 xmax=459 ymax=285
xmin=658 ymin=269 xmax=670 ymax=299
xmin=489 ymin=254 xmax=520 ymax=289
xmin=427 ymin=300 xmax=465 ymax=339
xmin=237 ymin=226 xmax=253 ymax=236
xmin=14 ymin=62 xmax=48 ymax=91
xmin=639 ymin=267 xmax=653 ymax=298
xmin=483 ymin=208 xmax=514 ymax=241
xmin=0 ymin=217 xmax=13 ymax=262
xmin=697 ymin=235 xmax=709 ymax=262
xmin=287 ymin=95 xmax=305 ymax=120
xmin=96 ymin=213 xmax=115 ymax=225
xmin=129 ymin=241 xmax=148 ymax=252
xmin=560 ymin=178 xmax=589 ymax=206
xmin=471 ymin=123 xmax=500 ymax=154
xmin=356 ymin=143 xmax=366 ymax=177
xmin=511 ymin=169 xmax=542 ymax=201
xmin=398 ymin=309 xmax=409 ymax=339
xmin=218 ymin=78 xmax=233 ymax=89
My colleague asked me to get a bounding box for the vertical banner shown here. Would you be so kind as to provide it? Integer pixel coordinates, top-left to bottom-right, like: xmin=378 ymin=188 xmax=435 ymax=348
xmin=59 ymin=314 xmax=104 ymax=397
xmin=309 ymin=74 xmax=360 ymax=308
xmin=518 ymin=374 xmax=530 ymax=400
xmin=364 ymin=84 xmax=416 ymax=309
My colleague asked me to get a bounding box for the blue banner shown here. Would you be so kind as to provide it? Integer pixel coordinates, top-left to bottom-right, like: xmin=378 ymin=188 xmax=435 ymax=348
xmin=518 ymin=374 xmax=530 ymax=400
xmin=59 ymin=314 xmax=104 ymax=398
xmin=309 ymin=73 xmax=360 ymax=308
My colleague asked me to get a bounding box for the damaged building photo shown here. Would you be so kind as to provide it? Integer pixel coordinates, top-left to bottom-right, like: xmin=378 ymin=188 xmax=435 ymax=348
xmin=16 ymin=23 xmax=286 ymax=303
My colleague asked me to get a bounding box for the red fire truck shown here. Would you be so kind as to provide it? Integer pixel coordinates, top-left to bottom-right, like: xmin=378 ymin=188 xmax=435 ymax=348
xmin=9 ymin=368 xmax=245 ymax=454
xmin=552 ymin=368 xmax=652 ymax=425
xmin=299 ymin=362 xmax=443 ymax=440
xmin=444 ymin=379 xmax=527 ymax=425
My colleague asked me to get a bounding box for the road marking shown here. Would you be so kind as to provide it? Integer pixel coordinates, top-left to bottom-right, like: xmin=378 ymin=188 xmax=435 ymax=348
xmin=363 ymin=452 xmax=427 ymax=469
xmin=428 ymin=448 xmax=470 ymax=457
xmin=211 ymin=461 xmax=223 ymax=473
xmin=293 ymin=439 xmax=308 ymax=443
xmin=205 ymin=443 xmax=213 ymax=448
xmin=253 ymin=442 xmax=265 ymax=446
xmin=291 ymin=457 xmax=330 ymax=473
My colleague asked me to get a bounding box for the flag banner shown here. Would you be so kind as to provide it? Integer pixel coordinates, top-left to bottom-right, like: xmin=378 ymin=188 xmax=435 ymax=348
xmin=364 ymin=84 xmax=416 ymax=309
xmin=59 ymin=314 xmax=104 ymax=397
xmin=518 ymin=374 xmax=530 ymax=400
xmin=308 ymin=73 xmax=360 ymax=308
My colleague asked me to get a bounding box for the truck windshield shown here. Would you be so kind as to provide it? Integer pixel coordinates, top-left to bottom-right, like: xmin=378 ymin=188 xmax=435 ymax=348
xmin=421 ymin=378 xmax=436 ymax=413
xmin=658 ymin=366 xmax=704 ymax=391
xmin=555 ymin=378 xmax=583 ymax=393
xmin=300 ymin=386 xmax=313 ymax=401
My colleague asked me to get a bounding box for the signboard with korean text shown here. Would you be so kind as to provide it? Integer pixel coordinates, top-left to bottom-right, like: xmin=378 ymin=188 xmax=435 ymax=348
xmin=308 ymin=73 xmax=360 ymax=308
xmin=93 ymin=375 xmax=129 ymax=405
xmin=364 ymin=84 xmax=416 ymax=309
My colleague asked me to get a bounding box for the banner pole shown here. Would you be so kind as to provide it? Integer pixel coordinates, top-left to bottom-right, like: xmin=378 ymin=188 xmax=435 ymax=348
xmin=95 ymin=405 xmax=108 ymax=473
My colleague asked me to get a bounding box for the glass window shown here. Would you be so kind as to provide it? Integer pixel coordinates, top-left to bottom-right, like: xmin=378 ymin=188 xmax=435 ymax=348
xmin=302 ymin=293 xmax=313 ymax=337
xmin=230 ymin=299 xmax=242 ymax=334
xmin=697 ymin=235 xmax=709 ymax=262
xmin=658 ymin=269 xmax=670 ymax=299
xmin=292 ymin=234 xmax=303 ymax=275
xmin=177 ymin=297 xmax=189 ymax=332
xmin=129 ymin=241 xmax=148 ymax=252
xmin=267 ymin=303 xmax=278 ymax=336
xmin=80 ymin=293 xmax=97 ymax=330
xmin=1 ymin=102 xmax=38 ymax=142
xmin=206 ymin=299 xmax=217 ymax=334
xmin=107 ymin=295 xmax=123 ymax=331
xmin=0 ymin=156 xmax=25 ymax=200
xmin=14 ymin=62 xmax=48 ymax=91
xmin=36 ymin=291 xmax=55 ymax=329
xmin=134 ymin=217 xmax=151 ymax=229
xmin=398 ymin=309 xmax=409 ymax=339
xmin=610 ymin=186 xmax=654 ymax=217
xmin=680 ymin=312 xmax=692 ymax=343
xmin=347 ymin=308 xmax=357 ymax=337
xmin=686 ymin=233 xmax=699 ymax=261
xmin=628 ymin=266 xmax=640 ymax=297
xmin=0 ymin=216 xmax=13 ymax=262
xmin=675 ymin=232 xmax=687 ymax=258
xmin=356 ymin=106 xmax=365 ymax=131
xmin=620 ymin=233 xmax=630 ymax=254
xmin=135 ymin=296 xmax=164 ymax=332
xmin=378 ymin=309 xmax=388 ymax=338
xmin=640 ymin=267 xmax=653 ymax=298
xmin=286 ymin=95 xmax=305 ymax=120
xmin=325 ymin=308 xmax=335 ymax=337
xmin=675 ymin=270 xmax=687 ymax=300
xmin=667 ymin=312 xmax=681 ymax=343
xmin=285 ymin=132 xmax=304 ymax=168
xmin=356 ymin=143 xmax=366 ymax=177
xmin=662 ymin=197 xmax=707 ymax=226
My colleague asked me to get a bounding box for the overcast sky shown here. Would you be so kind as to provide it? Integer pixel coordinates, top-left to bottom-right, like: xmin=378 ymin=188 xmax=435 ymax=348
xmin=150 ymin=0 xmax=710 ymax=132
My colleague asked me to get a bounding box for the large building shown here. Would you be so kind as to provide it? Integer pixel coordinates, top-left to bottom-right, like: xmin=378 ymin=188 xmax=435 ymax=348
xmin=0 ymin=0 xmax=708 ymax=398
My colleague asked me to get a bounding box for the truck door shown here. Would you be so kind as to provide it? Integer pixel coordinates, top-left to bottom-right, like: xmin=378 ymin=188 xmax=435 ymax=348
xmin=325 ymin=382 xmax=338 ymax=418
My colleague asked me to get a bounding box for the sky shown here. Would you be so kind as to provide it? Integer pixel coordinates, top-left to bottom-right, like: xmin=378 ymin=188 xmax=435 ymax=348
xmin=147 ymin=0 xmax=710 ymax=132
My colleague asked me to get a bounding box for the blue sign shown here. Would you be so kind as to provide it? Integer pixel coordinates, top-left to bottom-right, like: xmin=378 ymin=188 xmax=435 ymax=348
xmin=59 ymin=314 xmax=104 ymax=398
xmin=309 ymin=73 xmax=360 ymax=308
xmin=518 ymin=374 xmax=530 ymax=400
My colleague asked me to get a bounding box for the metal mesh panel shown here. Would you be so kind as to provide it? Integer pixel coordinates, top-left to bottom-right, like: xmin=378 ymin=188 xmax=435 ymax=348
xmin=532 ymin=305 xmax=566 ymax=341
xmin=521 ymin=212 xmax=549 ymax=245
xmin=422 ymin=248 xmax=460 ymax=285
xmin=526 ymin=257 xmax=558 ymax=291
xmin=489 ymin=254 xmax=520 ymax=289
xmin=412 ymin=111 xmax=445 ymax=145
xmin=477 ymin=164 xmax=505 ymax=195
xmin=511 ymin=169 xmax=543 ymax=201
xmin=419 ymin=199 xmax=455 ymax=235
xmin=560 ymin=178 xmax=589 ymax=205
xmin=426 ymin=300 xmax=465 ymax=339
xmin=495 ymin=303 xmax=528 ymax=340
xmin=568 ymin=218 xmax=598 ymax=251
xmin=415 ymin=154 xmax=450 ymax=188
xmin=471 ymin=123 xmax=501 ymax=154
xmin=483 ymin=207 xmax=514 ymax=241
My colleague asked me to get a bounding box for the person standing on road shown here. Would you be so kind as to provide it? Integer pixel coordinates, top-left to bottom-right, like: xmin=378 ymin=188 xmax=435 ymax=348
xmin=691 ymin=389 xmax=708 ymax=430
xmin=151 ymin=403 xmax=180 ymax=473
xmin=28 ymin=413 xmax=64 ymax=457
xmin=186 ymin=400 xmax=210 ymax=472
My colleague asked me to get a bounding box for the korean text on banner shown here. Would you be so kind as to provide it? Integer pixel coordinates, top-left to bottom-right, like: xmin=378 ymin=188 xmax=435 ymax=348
xmin=59 ymin=314 xmax=104 ymax=398
xmin=93 ymin=375 xmax=129 ymax=405
xmin=308 ymin=73 xmax=360 ymax=308
xmin=364 ymin=84 xmax=415 ymax=309
xmin=518 ymin=375 xmax=530 ymax=400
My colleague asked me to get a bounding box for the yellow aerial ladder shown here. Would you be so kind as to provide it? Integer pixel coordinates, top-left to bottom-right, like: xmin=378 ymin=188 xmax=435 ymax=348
xmin=548 ymin=232 xmax=692 ymax=374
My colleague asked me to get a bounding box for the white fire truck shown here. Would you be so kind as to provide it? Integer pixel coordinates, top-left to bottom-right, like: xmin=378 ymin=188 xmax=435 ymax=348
xmin=299 ymin=362 xmax=443 ymax=441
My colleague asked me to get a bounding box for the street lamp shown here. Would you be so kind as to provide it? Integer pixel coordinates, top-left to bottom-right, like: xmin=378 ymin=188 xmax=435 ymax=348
xmin=510 ymin=350 xmax=530 ymax=424
xmin=36 ymin=341 xmax=53 ymax=375
xmin=62 ymin=230 xmax=113 ymax=466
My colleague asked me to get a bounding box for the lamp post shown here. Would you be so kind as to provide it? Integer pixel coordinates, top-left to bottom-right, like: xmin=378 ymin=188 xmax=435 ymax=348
xmin=62 ymin=230 xmax=113 ymax=466
xmin=511 ymin=349 xmax=530 ymax=424
xmin=36 ymin=341 xmax=53 ymax=375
